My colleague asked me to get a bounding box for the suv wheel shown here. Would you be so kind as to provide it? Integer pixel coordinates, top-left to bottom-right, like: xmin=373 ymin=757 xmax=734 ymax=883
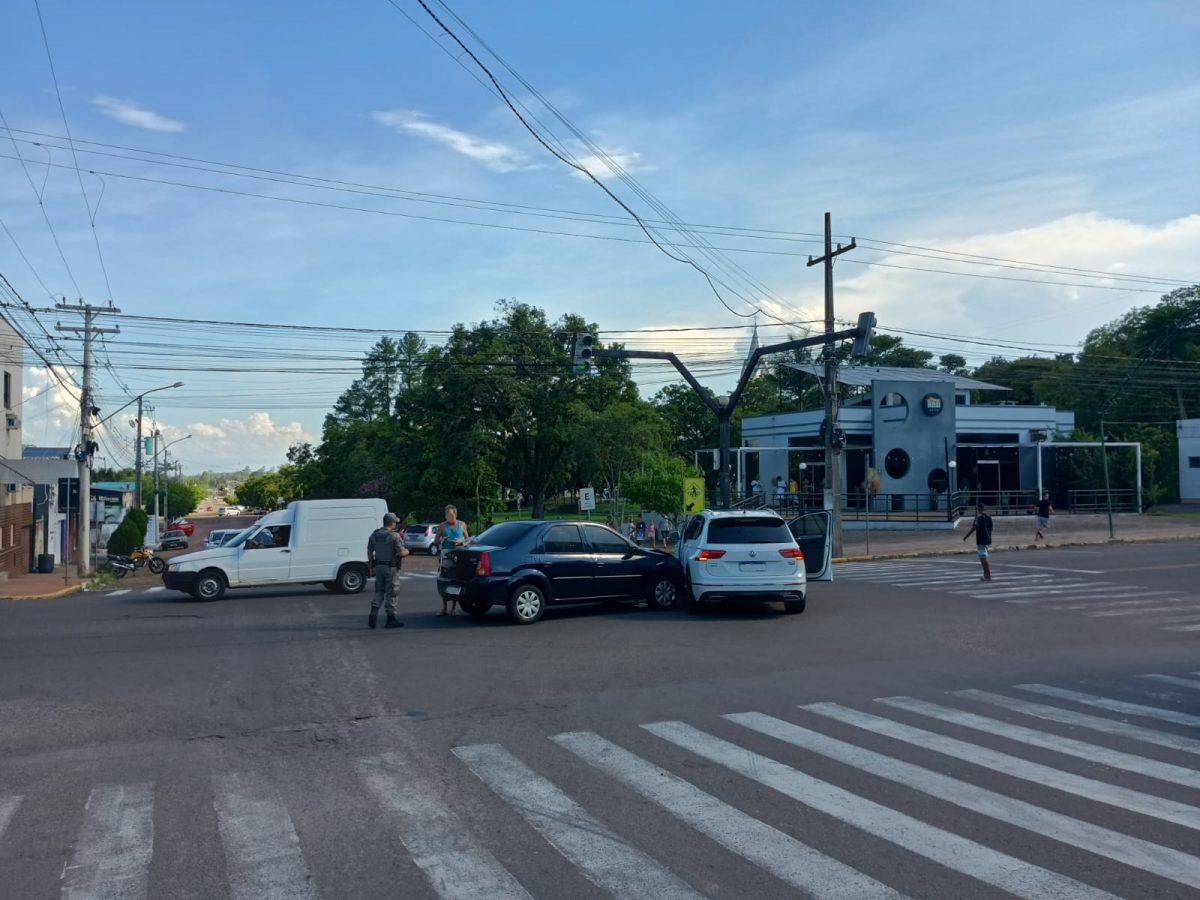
xmin=507 ymin=584 xmax=545 ymax=625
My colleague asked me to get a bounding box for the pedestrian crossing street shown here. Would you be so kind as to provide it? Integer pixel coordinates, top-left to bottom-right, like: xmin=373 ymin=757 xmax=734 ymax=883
xmin=103 ymin=572 xmax=441 ymax=597
xmin=834 ymin=559 xmax=1200 ymax=633
xmin=4 ymin=674 xmax=1200 ymax=898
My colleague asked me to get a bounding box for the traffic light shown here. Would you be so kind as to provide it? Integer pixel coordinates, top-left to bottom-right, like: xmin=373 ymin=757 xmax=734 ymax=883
xmin=851 ymin=311 xmax=877 ymax=358
xmin=573 ymin=333 xmax=595 ymax=375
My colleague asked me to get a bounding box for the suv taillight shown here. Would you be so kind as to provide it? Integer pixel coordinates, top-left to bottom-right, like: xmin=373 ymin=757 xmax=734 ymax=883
xmin=778 ymin=547 xmax=804 ymax=559
xmin=696 ymin=548 xmax=726 ymax=561
xmin=475 ymin=551 xmax=491 ymax=578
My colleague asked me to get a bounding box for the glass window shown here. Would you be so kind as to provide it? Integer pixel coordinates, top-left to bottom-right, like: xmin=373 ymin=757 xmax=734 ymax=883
xmin=885 ymin=448 xmax=911 ymax=479
xmin=706 ymin=517 xmax=793 ymax=544
xmin=584 ymin=525 xmax=632 ymax=554
xmin=475 ymin=522 xmax=535 ymax=548
xmin=542 ymin=524 xmax=586 ymax=554
xmin=1190 ymin=456 xmax=1200 ymax=469
xmin=684 ymin=515 xmax=705 ymax=541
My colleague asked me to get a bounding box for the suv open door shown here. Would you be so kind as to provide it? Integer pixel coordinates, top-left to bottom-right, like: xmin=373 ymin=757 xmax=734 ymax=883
xmin=789 ymin=511 xmax=832 ymax=581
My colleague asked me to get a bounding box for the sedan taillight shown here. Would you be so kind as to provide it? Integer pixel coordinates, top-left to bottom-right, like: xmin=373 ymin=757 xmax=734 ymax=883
xmin=778 ymin=547 xmax=804 ymax=559
xmin=475 ymin=551 xmax=491 ymax=577
xmin=696 ymin=548 xmax=726 ymax=561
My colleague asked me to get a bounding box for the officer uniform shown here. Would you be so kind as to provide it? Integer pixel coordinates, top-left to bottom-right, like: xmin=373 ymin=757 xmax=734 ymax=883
xmin=367 ymin=515 xmax=406 ymax=628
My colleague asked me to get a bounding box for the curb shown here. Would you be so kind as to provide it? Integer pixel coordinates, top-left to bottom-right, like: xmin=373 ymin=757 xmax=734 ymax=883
xmin=832 ymin=532 xmax=1198 ymax=564
xmin=0 ymin=584 xmax=83 ymax=601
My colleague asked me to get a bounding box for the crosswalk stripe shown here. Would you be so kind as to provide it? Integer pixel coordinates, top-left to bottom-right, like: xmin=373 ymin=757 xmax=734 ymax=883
xmin=1165 ymin=623 xmax=1200 ymax=632
xmin=1050 ymin=597 xmax=1192 ymax=611
xmin=727 ymin=711 xmax=1200 ymax=892
xmin=1017 ymin=684 xmax=1200 ymax=728
xmin=802 ymin=703 xmax=1200 ymax=832
xmin=107 ymin=589 xmax=130 ymax=596
xmin=147 ymin=586 xmax=164 ymax=593
xmin=62 ymin=783 xmax=154 ymax=900
xmin=955 ymin=689 xmax=1200 ymax=757
xmin=454 ymin=743 xmax=703 ymax=899
xmin=552 ymin=731 xmax=905 ymax=900
xmin=357 ymin=753 xmax=530 ymax=900
xmin=875 ymin=696 xmax=1200 ymax=789
xmin=0 ymin=794 xmax=21 ymax=841
xmin=1139 ymin=674 xmax=1200 ymax=691
xmin=643 ymin=720 xmax=1116 ymax=900
xmin=213 ymin=773 xmax=319 ymax=900
xmin=1004 ymin=588 xmax=1173 ymax=602
xmin=1089 ymin=603 xmax=1200 ymax=617
xmin=409 ymin=572 xmax=437 ymax=579
xmin=1140 ymin=613 xmax=1200 ymax=625
xmin=965 ymin=584 xmax=1127 ymax=599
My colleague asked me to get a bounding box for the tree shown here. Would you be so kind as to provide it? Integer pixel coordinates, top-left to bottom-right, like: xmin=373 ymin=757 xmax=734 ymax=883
xmin=330 ymin=337 xmax=406 ymax=423
xmin=573 ymin=400 xmax=667 ymax=498
xmin=938 ymin=354 xmax=968 ymax=376
xmin=622 ymin=453 xmax=701 ymax=518
xmin=235 ymin=472 xmax=288 ymax=509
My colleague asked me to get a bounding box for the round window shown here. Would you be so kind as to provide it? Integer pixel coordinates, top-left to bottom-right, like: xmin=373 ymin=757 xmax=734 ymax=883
xmin=884 ymin=448 xmax=911 ymax=479
xmin=927 ymin=467 xmax=949 ymax=493
xmin=922 ymin=393 xmax=944 ymax=416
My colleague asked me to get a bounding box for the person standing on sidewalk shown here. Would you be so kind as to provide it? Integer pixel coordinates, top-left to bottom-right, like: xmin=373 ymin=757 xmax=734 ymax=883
xmin=1035 ymin=492 xmax=1053 ymax=541
xmin=962 ymin=502 xmax=994 ymax=582
xmin=367 ymin=512 xmax=409 ymax=629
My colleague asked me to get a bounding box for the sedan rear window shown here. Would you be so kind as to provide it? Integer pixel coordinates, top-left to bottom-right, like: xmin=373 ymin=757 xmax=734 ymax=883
xmin=476 ymin=522 xmax=536 ymax=548
xmin=406 ymin=525 xmax=428 ymax=535
xmin=706 ymin=517 xmax=793 ymax=544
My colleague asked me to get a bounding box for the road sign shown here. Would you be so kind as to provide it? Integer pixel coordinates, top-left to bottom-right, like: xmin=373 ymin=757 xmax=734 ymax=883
xmin=683 ymin=477 xmax=706 ymax=513
xmin=579 ymin=487 xmax=596 ymax=511
xmin=57 ymin=477 xmax=80 ymax=513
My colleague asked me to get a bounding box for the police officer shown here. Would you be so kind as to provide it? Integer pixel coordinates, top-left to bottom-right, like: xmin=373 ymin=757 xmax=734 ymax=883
xmin=367 ymin=512 xmax=409 ymax=629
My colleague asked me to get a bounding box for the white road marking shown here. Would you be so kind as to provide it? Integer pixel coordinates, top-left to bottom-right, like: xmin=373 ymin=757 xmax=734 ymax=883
xmin=408 ymin=572 xmax=437 ymax=579
xmin=930 ymin=560 xmax=1106 ymax=574
xmin=454 ymin=743 xmax=702 ymax=899
xmin=107 ymin=589 xmax=131 ymax=596
xmin=968 ymin=584 xmax=1127 ymax=599
xmin=802 ymin=703 xmax=1200 ymax=831
xmin=1016 ymin=684 xmax=1200 ymax=728
xmin=1087 ymin=603 xmax=1200 ymax=617
xmin=212 ymin=772 xmax=320 ymax=900
xmin=357 ymin=753 xmax=530 ymax=900
xmin=61 ymin=783 xmax=154 ymax=900
xmin=1049 ymin=596 xmax=1193 ymax=611
xmin=552 ymin=731 xmax=904 ymax=900
xmin=146 ymin=586 xmax=165 ymax=593
xmin=1138 ymin=613 xmax=1200 ymax=625
xmin=727 ymin=711 xmax=1200 ymax=892
xmin=644 ymin=720 xmax=1116 ymax=900
xmin=1139 ymin=674 xmax=1200 ymax=691
xmin=875 ymin=696 xmax=1200 ymax=789
xmin=1165 ymin=623 xmax=1200 ymax=632
xmin=956 ymin=689 xmax=1200 ymax=757
xmin=0 ymin=794 xmax=20 ymax=840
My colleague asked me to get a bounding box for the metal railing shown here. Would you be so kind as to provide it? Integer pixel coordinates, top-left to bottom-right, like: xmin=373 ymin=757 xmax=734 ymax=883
xmin=715 ymin=488 xmax=1140 ymax=518
xmin=1066 ymin=489 xmax=1139 ymax=513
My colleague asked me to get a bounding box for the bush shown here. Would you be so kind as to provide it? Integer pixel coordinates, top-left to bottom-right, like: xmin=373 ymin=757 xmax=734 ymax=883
xmin=107 ymin=515 xmax=144 ymax=556
xmin=125 ymin=507 xmax=148 ymax=545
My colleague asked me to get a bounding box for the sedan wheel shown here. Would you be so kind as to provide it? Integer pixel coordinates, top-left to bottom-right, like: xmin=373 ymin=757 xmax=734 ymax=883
xmin=646 ymin=575 xmax=678 ymax=610
xmin=507 ymin=584 xmax=545 ymax=625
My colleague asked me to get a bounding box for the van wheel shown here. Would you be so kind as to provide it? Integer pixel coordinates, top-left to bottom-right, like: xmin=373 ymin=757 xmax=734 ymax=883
xmin=193 ymin=570 xmax=226 ymax=601
xmin=783 ymin=597 xmax=806 ymax=615
xmin=336 ymin=565 xmax=367 ymax=594
xmin=507 ymin=584 xmax=545 ymax=625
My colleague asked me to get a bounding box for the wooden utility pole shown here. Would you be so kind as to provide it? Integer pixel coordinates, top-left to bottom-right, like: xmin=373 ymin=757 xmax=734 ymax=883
xmin=806 ymin=213 xmax=855 ymax=557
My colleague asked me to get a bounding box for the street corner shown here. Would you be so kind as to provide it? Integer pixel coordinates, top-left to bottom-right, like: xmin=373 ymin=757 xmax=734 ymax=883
xmin=0 ymin=583 xmax=83 ymax=601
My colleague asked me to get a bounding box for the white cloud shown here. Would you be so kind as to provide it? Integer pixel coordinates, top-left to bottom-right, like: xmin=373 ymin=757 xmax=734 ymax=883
xmin=92 ymin=96 xmax=186 ymax=133
xmin=372 ymin=109 xmax=529 ymax=172
xmin=565 ymin=140 xmax=647 ymax=181
xmin=161 ymin=412 xmax=313 ymax=471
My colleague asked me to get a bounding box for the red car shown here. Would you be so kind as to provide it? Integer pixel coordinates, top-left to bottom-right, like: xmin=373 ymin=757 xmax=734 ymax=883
xmin=171 ymin=519 xmax=196 ymax=536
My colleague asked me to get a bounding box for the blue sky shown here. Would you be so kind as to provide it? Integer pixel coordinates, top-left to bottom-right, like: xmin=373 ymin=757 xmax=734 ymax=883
xmin=1 ymin=0 xmax=1198 ymax=470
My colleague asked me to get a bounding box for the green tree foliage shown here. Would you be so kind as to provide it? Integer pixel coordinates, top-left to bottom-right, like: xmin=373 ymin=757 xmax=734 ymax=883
xmin=125 ymin=507 xmax=148 ymax=544
xmin=622 ymin=453 xmax=701 ymax=518
xmin=164 ymin=479 xmax=206 ymax=518
xmin=235 ymin=471 xmax=289 ymax=509
xmin=107 ymin=513 xmax=144 ymax=556
xmin=574 ymin=400 xmax=667 ymax=498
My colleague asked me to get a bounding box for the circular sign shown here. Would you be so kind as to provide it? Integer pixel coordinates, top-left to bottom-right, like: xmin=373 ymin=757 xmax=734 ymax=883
xmin=922 ymin=393 xmax=944 ymax=416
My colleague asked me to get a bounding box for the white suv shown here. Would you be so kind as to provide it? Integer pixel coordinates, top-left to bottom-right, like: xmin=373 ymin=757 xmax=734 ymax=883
xmin=676 ymin=509 xmax=806 ymax=614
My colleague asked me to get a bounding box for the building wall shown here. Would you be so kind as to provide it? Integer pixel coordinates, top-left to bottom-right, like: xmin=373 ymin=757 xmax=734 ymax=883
xmin=869 ymin=380 xmax=956 ymax=504
xmin=0 ymin=315 xmax=24 ymax=462
xmin=1179 ymin=418 xmax=1200 ymax=503
xmin=0 ymin=501 xmax=34 ymax=575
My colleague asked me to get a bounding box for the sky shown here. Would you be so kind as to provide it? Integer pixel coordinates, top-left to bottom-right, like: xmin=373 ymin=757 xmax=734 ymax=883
xmin=1 ymin=0 xmax=1198 ymax=472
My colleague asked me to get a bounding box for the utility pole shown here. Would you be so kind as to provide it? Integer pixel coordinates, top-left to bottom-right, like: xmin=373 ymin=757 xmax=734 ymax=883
xmin=135 ymin=396 xmax=144 ymax=508
xmin=55 ymin=300 xmax=120 ymax=574
xmin=806 ymin=213 xmax=856 ymax=557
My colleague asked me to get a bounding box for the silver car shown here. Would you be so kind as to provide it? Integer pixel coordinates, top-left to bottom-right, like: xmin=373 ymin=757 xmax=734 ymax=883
xmin=402 ymin=523 xmax=440 ymax=555
xmin=205 ymin=529 xmax=241 ymax=549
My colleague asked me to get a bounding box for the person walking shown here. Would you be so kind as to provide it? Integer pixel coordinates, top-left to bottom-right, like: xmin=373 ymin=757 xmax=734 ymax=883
xmin=634 ymin=516 xmax=647 ymax=547
xmin=962 ymin=502 xmax=994 ymax=582
xmin=1035 ymin=492 xmax=1053 ymax=541
xmin=367 ymin=512 xmax=409 ymax=629
xmin=438 ymin=505 xmax=469 ymax=615
xmin=773 ymin=476 xmax=786 ymax=506
xmin=647 ymin=519 xmax=657 ymax=547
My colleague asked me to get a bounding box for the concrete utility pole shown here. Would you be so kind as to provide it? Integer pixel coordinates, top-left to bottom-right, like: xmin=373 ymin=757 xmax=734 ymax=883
xmin=55 ymin=300 xmax=120 ymax=574
xmin=135 ymin=396 xmax=144 ymax=508
xmin=806 ymin=213 xmax=856 ymax=557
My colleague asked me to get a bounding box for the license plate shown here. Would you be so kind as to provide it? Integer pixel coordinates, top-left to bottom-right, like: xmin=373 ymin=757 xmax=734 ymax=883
xmin=739 ymin=561 xmax=766 ymax=571
xmin=445 ymin=585 xmax=462 ymax=595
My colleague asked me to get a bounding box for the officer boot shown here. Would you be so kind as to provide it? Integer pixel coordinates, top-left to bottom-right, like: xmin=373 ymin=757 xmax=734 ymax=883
xmin=385 ymin=613 xmax=404 ymax=629
xmin=368 ymin=608 xmax=378 ymax=629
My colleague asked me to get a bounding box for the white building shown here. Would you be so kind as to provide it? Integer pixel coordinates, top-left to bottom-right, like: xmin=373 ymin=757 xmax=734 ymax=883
xmin=0 ymin=314 xmax=37 ymax=576
xmin=1179 ymin=418 xmax=1200 ymax=504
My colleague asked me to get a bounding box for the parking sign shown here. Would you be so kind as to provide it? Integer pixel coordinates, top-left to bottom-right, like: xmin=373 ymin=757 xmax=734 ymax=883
xmin=579 ymin=487 xmax=596 ymax=511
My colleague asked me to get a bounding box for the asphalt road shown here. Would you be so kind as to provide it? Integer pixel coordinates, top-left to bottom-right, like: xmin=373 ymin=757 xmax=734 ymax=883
xmin=2 ymin=541 xmax=1199 ymax=899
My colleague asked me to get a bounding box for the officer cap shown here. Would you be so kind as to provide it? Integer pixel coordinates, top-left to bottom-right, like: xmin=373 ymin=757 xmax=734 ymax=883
xmin=383 ymin=512 xmax=399 ymax=525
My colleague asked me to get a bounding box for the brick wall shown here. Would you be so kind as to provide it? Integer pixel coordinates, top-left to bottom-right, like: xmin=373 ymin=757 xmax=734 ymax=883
xmin=0 ymin=502 xmax=34 ymax=575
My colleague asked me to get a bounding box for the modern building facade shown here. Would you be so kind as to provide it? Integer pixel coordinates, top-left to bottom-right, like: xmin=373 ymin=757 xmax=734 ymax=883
xmin=1179 ymin=418 xmax=1200 ymax=504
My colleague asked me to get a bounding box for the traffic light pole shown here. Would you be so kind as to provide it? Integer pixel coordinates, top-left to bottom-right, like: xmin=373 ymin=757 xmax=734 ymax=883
xmin=593 ymin=322 xmax=867 ymax=509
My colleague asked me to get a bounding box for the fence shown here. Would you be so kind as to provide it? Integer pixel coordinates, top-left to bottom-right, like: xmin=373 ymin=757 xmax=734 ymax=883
xmin=723 ymin=489 xmax=1138 ymax=519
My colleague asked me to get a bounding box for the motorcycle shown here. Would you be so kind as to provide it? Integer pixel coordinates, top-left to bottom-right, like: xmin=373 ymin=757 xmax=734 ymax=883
xmin=107 ymin=547 xmax=166 ymax=578
xmin=108 ymin=556 xmax=136 ymax=577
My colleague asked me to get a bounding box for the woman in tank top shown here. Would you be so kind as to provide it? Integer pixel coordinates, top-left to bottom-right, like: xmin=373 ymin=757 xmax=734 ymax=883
xmin=438 ymin=505 xmax=469 ymax=615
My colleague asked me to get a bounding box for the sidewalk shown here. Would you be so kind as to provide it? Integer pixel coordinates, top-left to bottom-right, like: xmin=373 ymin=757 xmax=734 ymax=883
xmin=0 ymin=564 xmax=83 ymax=600
xmin=835 ymin=512 xmax=1200 ymax=561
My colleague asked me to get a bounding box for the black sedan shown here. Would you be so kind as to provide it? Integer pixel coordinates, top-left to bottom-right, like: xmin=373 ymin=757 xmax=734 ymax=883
xmin=437 ymin=520 xmax=683 ymax=624
xmin=158 ymin=529 xmax=189 ymax=551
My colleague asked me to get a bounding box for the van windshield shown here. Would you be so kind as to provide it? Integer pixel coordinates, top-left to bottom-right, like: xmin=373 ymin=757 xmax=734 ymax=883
xmin=225 ymin=526 xmax=258 ymax=547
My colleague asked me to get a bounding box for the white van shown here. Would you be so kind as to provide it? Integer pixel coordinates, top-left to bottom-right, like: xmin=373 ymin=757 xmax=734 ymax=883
xmin=162 ymin=498 xmax=388 ymax=600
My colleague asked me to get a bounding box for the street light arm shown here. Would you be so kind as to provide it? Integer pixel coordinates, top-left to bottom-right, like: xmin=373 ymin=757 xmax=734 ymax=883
xmin=94 ymin=382 xmax=184 ymax=429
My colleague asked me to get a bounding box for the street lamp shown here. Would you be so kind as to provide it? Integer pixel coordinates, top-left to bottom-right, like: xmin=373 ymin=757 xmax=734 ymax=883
xmin=152 ymin=433 xmax=192 ymax=542
xmin=948 ymin=460 xmax=958 ymax=521
xmin=94 ymin=382 xmax=184 ymax=508
xmin=798 ymin=462 xmax=808 ymax=509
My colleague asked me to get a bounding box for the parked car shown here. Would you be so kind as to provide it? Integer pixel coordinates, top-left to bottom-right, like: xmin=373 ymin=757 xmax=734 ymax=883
xmin=402 ymin=523 xmax=440 ymax=555
xmin=675 ymin=510 xmax=809 ymax=614
xmin=171 ymin=519 xmax=195 ymax=536
xmin=159 ymin=530 xmax=189 ymax=551
xmin=163 ymin=498 xmax=386 ymax=600
xmin=437 ymin=520 xmax=683 ymax=625
xmin=204 ymin=528 xmax=242 ymax=549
